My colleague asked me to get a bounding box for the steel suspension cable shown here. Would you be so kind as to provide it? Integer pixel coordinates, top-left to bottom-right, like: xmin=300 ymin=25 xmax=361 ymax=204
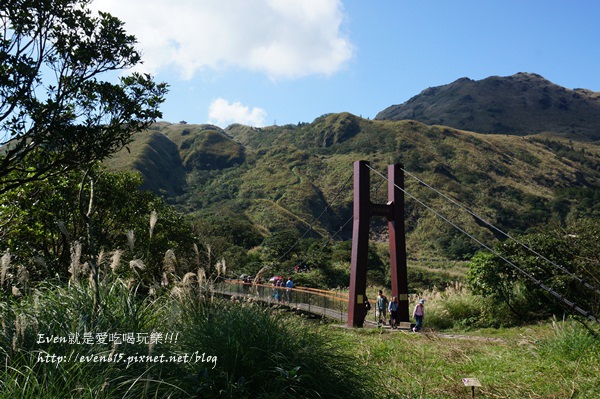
xmin=275 ymin=170 xmax=354 ymax=263
xmin=367 ymin=164 xmax=598 ymax=324
xmin=400 ymin=167 xmax=600 ymax=297
xmin=300 ymin=170 xmax=388 ymax=267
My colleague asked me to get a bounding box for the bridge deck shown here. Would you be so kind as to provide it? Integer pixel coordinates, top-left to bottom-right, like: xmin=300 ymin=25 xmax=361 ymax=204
xmin=214 ymin=281 xmax=412 ymax=330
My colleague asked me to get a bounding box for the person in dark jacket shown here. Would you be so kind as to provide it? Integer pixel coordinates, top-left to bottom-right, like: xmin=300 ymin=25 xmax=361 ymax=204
xmin=388 ymin=296 xmax=399 ymax=329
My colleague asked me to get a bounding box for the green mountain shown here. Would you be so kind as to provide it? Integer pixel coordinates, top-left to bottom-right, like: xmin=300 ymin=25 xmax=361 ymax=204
xmin=105 ymin=111 xmax=600 ymax=259
xmin=375 ymin=73 xmax=600 ymax=141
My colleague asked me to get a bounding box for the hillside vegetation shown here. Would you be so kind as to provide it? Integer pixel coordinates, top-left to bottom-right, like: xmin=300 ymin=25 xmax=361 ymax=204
xmin=105 ymin=112 xmax=600 ymax=262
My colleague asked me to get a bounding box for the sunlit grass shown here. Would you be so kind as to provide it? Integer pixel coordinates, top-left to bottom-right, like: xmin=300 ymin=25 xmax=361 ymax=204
xmin=346 ymin=317 xmax=600 ymax=398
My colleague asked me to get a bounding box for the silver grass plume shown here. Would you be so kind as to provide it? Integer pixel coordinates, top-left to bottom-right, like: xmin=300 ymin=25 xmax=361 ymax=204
xmin=69 ymin=241 xmax=82 ymax=284
xmin=170 ymin=285 xmax=183 ymax=299
xmin=197 ymin=268 xmax=206 ymax=288
xmin=97 ymin=250 xmax=105 ymax=268
xmin=206 ymin=244 xmax=212 ymax=272
xmin=1 ymin=251 xmax=10 ymax=287
xmin=129 ymin=259 xmax=146 ymax=272
xmin=182 ymin=272 xmax=196 ymax=287
xmin=34 ymin=291 xmax=40 ymax=313
xmin=163 ymin=249 xmax=177 ymax=274
xmin=80 ymin=262 xmax=91 ymax=278
xmin=161 ymin=272 xmax=170 ymax=287
xmin=149 ymin=210 xmax=158 ymax=239
xmin=126 ymin=230 xmax=135 ymax=253
xmin=216 ymin=258 xmax=226 ymax=277
xmin=13 ymin=312 xmax=26 ymax=349
xmin=109 ymin=250 xmax=122 ymax=272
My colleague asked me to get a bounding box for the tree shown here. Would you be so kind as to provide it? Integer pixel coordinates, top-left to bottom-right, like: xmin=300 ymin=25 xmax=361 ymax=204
xmin=0 ymin=168 xmax=197 ymax=286
xmin=261 ymin=229 xmax=302 ymax=263
xmin=0 ymin=0 xmax=168 ymax=194
xmin=467 ymin=219 xmax=600 ymax=321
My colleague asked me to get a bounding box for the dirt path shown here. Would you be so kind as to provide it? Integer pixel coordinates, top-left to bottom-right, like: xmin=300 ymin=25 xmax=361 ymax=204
xmin=364 ymin=322 xmax=509 ymax=343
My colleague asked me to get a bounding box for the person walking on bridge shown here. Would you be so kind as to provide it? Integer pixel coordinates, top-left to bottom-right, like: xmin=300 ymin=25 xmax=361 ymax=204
xmin=364 ymin=295 xmax=371 ymax=318
xmin=376 ymin=290 xmax=388 ymax=327
xmin=285 ymin=277 xmax=294 ymax=302
xmin=388 ymin=296 xmax=399 ymax=329
xmin=412 ymin=299 xmax=425 ymax=332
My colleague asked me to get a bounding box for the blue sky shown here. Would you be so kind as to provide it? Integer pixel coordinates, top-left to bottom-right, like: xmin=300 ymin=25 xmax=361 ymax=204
xmin=92 ymin=0 xmax=600 ymax=127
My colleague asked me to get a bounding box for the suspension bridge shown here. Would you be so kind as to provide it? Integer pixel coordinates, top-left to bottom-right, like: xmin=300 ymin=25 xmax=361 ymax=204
xmin=215 ymin=280 xmax=351 ymax=323
xmin=213 ymin=279 xmax=413 ymax=329
xmin=210 ymin=160 xmax=600 ymax=328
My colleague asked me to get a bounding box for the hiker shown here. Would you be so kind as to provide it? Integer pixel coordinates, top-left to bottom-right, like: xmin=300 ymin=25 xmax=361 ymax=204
xmin=412 ymin=299 xmax=425 ymax=332
xmin=285 ymin=277 xmax=294 ymax=302
xmin=364 ymin=295 xmax=371 ymax=317
xmin=375 ymin=290 xmax=388 ymax=327
xmin=388 ymin=296 xmax=399 ymax=329
xmin=242 ymin=276 xmax=251 ymax=293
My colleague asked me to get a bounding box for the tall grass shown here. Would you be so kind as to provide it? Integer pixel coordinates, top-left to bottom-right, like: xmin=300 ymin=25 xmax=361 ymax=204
xmin=0 ymin=276 xmax=378 ymax=398
xmin=412 ymin=282 xmax=520 ymax=330
xmin=171 ymin=292 xmax=378 ymax=398
xmin=1 ymin=278 xmax=180 ymax=398
xmin=3 ymin=270 xmax=598 ymax=398
xmin=538 ymin=318 xmax=600 ymax=359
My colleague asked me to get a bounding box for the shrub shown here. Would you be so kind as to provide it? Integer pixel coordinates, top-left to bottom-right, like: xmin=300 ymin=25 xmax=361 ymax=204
xmin=414 ymin=283 xmax=520 ymax=330
xmin=537 ymin=318 xmax=600 ymax=362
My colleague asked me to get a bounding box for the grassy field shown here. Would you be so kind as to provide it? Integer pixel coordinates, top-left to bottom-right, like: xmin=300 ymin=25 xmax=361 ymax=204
xmin=341 ymin=319 xmax=599 ymax=398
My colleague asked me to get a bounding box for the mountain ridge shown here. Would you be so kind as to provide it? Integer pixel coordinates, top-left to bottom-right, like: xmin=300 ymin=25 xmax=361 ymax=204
xmin=375 ymin=72 xmax=600 ymax=141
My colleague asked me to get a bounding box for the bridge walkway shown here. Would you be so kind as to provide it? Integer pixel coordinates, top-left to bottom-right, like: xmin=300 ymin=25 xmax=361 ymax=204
xmin=215 ymin=280 xmax=409 ymax=329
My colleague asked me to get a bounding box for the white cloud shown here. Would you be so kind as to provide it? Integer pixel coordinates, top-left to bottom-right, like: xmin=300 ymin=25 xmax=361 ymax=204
xmin=208 ymin=98 xmax=267 ymax=127
xmin=91 ymin=0 xmax=353 ymax=80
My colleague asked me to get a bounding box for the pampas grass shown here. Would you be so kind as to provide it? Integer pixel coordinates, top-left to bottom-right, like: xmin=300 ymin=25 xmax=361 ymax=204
xmin=129 ymin=259 xmax=146 ymax=272
xmin=69 ymin=241 xmax=82 ymax=284
xmin=109 ymin=249 xmax=122 ymax=272
xmin=197 ymin=267 xmax=206 ymax=287
xmin=215 ymin=258 xmax=226 ymax=277
xmin=96 ymin=250 xmax=105 ymax=269
xmin=163 ymin=249 xmax=176 ymax=274
xmin=126 ymin=230 xmax=135 ymax=253
xmin=181 ymin=272 xmax=196 ymax=287
xmin=149 ymin=209 xmax=158 ymax=239
xmin=1 ymin=250 xmax=10 ymax=287
xmin=206 ymin=244 xmax=212 ymax=272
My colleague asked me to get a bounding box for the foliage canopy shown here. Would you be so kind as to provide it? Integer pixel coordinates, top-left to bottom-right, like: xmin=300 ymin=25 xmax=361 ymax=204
xmin=0 ymin=0 xmax=168 ymax=194
xmin=0 ymin=168 xmax=197 ymax=289
xmin=467 ymin=218 xmax=600 ymax=323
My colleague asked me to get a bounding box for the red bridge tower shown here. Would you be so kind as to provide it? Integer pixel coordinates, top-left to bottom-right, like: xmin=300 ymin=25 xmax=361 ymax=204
xmin=347 ymin=161 xmax=409 ymax=327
